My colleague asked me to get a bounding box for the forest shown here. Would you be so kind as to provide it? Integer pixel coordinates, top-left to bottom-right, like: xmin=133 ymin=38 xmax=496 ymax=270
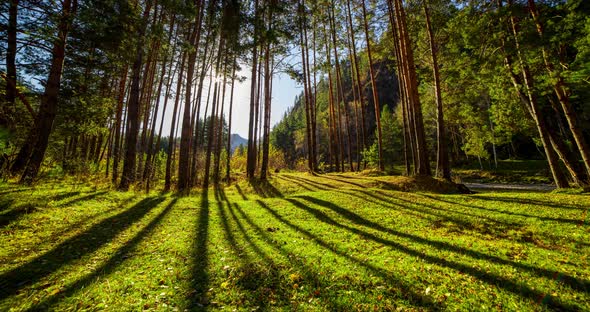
xmin=1 ymin=0 xmax=589 ymax=311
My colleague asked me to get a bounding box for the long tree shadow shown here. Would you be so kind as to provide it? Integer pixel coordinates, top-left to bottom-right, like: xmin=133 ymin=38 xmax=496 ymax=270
xmin=0 ymin=190 xmax=92 ymax=228
xmin=275 ymin=175 xmax=316 ymax=192
xmin=248 ymin=199 xmax=438 ymax=309
xmin=216 ymin=188 xmax=291 ymax=310
xmin=0 ymin=196 xmax=165 ymax=301
xmin=233 ymin=184 xmax=248 ymax=200
xmin=248 ymin=178 xmax=283 ymax=198
xmin=418 ymin=193 xmax=587 ymax=225
xmin=231 ymin=201 xmax=434 ymax=310
xmin=26 ymin=197 xmax=178 ymax=310
xmin=0 ymin=198 xmax=19 ymax=227
xmin=473 ymin=194 xmax=589 ymax=211
xmin=55 ymin=190 xmax=109 ymax=207
xmin=299 ymin=194 xmax=590 ymax=291
xmin=229 ymin=202 xmax=356 ymax=310
xmin=189 ymin=188 xmax=210 ymax=310
xmin=279 ymin=175 xmax=334 ymax=191
xmin=0 ymin=188 xmax=28 ymax=196
xmin=48 ymin=191 xmax=82 ymax=202
xmin=322 ymin=175 xmax=368 ymax=188
xmin=216 ymin=187 xmax=252 ymax=264
xmin=2 ymin=194 xmax=140 ymax=261
xmin=346 ymin=189 xmax=522 ymax=235
xmin=290 ymin=196 xmax=587 ymax=310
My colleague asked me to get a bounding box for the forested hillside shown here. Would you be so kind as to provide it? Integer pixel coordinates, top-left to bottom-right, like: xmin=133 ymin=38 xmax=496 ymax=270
xmin=271 ymin=0 xmax=590 ymax=186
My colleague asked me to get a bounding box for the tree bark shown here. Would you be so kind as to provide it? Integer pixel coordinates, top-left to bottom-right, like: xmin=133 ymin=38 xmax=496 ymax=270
xmin=423 ymin=0 xmax=450 ymax=180
xmin=360 ymin=0 xmax=384 ymax=171
xmin=345 ymin=0 xmax=367 ymax=168
xmin=177 ymin=0 xmax=205 ymax=192
xmin=527 ymin=0 xmax=590 ymax=181
xmin=505 ymin=0 xmax=569 ymax=188
xmin=4 ymin=0 xmax=18 ymax=127
xmin=164 ymin=52 xmax=186 ymax=191
xmin=20 ymin=0 xmax=77 ymax=184
xmin=329 ymin=1 xmax=353 ymax=172
xmin=226 ymin=58 xmax=237 ymax=181
xmin=247 ymin=0 xmax=260 ymax=179
xmin=261 ymin=1 xmax=274 ymax=180
xmin=119 ymin=0 xmax=153 ymax=190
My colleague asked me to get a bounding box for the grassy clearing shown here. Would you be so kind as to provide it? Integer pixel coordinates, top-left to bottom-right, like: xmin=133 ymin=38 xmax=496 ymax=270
xmin=1 ymin=173 xmax=589 ymax=311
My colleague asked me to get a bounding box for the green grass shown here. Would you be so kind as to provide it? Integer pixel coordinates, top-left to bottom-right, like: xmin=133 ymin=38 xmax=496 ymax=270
xmin=453 ymin=160 xmax=553 ymax=184
xmin=1 ymin=173 xmax=589 ymax=311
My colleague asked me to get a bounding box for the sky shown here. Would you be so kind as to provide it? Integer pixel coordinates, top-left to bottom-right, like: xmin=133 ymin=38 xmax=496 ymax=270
xmin=160 ymin=65 xmax=302 ymax=139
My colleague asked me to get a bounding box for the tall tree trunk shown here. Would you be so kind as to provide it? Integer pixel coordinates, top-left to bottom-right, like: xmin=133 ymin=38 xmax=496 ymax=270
xmin=303 ymin=0 xmax=317 ymax=172
xmin=255 ymin=51 xmax=263 ymax=171
xmin=386 ymin=2 xmax=411 ymax=175
xmin=345 ymin=11 xmax=361 ymax=171
xmin=247 ymin=0 xmax=259 ymax=179
xmin=143 ymin=16 xmax=176 ymax=187
xmin=391 ymin=0 xmax=431 ymax=176
xmin=360 ymin=0 xmax=384 ymax=171
xmin=299 ymin=1 xmax=314 ymax=172
xmin=164 ymin=52 xmax=186 ymax=191
xmin=323 ymin=23 xmax=340 ymax=172
xmin=112 ymin=67 xmax=128 ymax=184
xmin=3 ymin=0 xmax=18 ymax=127
xmin=329 ymin=2 xmax=353 ymax=172
xmin=119 ymin=0 xmax=153 ymax=190
xmin=505 ymin=0 xmax=569 ymax=188
xmin=215 ymin=51 xmax=229 ymax=183
xmin=178 ymin=0 xmax=205 ymax=192
xmin=190 ymin=28 xmax=214 ymax=187
xmin=20 ymin=0 xmax=77 ymax=184
xmin=261 ymin=2 xmax=274 ymax=180
xmin=423 ymin=0 xmax=450 ymax=180
xmin=345 ymin=0 xmax=367 ymax=168
xmin=311 ymin=13 xmax=319 ymax=171
xmin=204 ymin=35 xmax=224 ymax=188
xmin=226 ymin=58 xmax=237 ymax=181
xmin=527 ymin=0 xmax=590 ymax=181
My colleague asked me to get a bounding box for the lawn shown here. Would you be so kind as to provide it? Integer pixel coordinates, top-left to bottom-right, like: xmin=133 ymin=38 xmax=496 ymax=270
xmin=0 ymin=173 xmax=589 ymax=311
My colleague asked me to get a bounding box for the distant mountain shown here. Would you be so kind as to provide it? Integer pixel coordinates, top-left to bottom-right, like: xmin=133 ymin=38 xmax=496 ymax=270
xmin=230 ymin=134 xmax=248 ymax=153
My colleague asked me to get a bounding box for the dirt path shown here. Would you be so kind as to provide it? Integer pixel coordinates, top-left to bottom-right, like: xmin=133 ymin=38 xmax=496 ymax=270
xmin=465 ymin=182 xmax=556 ymax=192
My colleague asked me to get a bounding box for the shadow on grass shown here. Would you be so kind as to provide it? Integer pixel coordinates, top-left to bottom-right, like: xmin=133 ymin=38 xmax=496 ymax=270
xmin=275 ymin=175 xmax=318 ymax=192
xmin=55 ymin=190 xmax=109 ymax=207
xmin=0 ymin=190 xmax=93 ymax=228
xmin=279 ymin=175 xmax=334 ymax=191
xmin=249 ymin=199 xmax=438 ymax=309
xmin=322 ymin=175 xmax=368 ymax=188
xmin=215 ymin=188 xmax=291 ymax=310
xmin=27 ymin=197 xmax=178 ymax=310
xmin=189 ymin=188 xmax=210 ymax=309
xmin=248 ymin=178 xmax=283 ymax=198
xmin=0 ymin=198 xmax=21 ymax=227
xmin=291 ymin=195 xmax=587 ymax=310
xmin=474 ymin=195 xmax=589 ymax=211
xmin=0 ymin=188 xmax=28 ymax=196
xmin=353 ymin=189 xmax=522 ymax=235
xmin=49 ymin=191 xmax=82 ymax=202
xmin=234 ymin=184 xmax=248 ymax=200
xmin=323 ymin=191 xmax=590 ymax=291
xmin=419 ymin=193 xmax=587 ymax=225
xmin=0 ymin=196 xmax=166 ymax=300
